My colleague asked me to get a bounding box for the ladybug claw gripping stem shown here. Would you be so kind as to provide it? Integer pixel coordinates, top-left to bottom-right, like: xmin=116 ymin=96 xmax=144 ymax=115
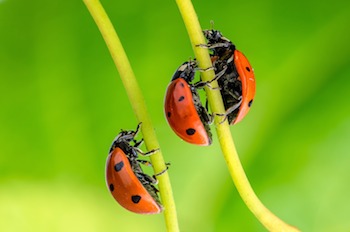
xmin=195 ymin=43 xmax=209 ymax=48
xmin=153 ymin=164 xmax=170 ymax=178
xmin=135 ymin=122 xmax=142 ymax=133
xmin=134 ymin=138 xmax=144 ymax=148
xmin=213 ymin=98 xmax=243 ymax=124
xmin=193 ymin=66 xmax=226 ymax=90
xmin=136 ymin=147 xmax=160 ymax=156
xmin=193 ymin=81 xmax=220 ymax=90
xmin=196 ymin=66 xmax=214 ymax=72
xmin=212 ymin=112 xmax=228 ymax=124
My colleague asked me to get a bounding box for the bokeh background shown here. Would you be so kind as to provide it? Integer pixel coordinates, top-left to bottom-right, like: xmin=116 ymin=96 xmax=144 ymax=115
xmin=1 ymin=0 xmax=350 ymax=231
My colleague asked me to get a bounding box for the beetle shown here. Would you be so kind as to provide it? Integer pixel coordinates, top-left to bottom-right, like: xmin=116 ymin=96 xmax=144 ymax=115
xmin=164 ymin=61 xmax=212 ymax=146
xmin=105 ymin=123 xmax=163 ymax=214
xmin=203 ymin=29 xmax=256 ymax=124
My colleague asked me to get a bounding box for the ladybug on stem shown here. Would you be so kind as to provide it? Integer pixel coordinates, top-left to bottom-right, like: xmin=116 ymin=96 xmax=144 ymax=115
xmin=202 ymin=29 xmax=256 ymax=124
xmin=105 ymin=123 xmax=165 ymax=214
xmin=164 ymin=61 xmax=213 ymax=146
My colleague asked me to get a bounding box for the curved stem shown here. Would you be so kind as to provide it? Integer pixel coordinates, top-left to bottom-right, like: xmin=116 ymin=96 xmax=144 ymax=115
xmin=83 ymin=1 xmax=179 ymax=231
xmin=175 ymin=0 xmax=299 ymax=231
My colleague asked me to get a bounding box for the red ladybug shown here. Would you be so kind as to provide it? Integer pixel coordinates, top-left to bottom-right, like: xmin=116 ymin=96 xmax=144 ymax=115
xmin=164 ymin=61 xmax=212 ymax=146
xmin=106 ymin=123 xmax=163 ymax=214
xmin=203 ymin=29 xmax=256 ymax=124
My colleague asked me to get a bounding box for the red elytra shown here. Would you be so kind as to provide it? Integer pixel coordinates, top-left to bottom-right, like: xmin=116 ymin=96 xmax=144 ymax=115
xmin=105 ymin=124 xmax=163 ymax=215
xmin=233 ymin=49 xmax=256 ymax=124
xmin=164 ymin=78 xmax=211 ymax=146
xmin=106 ymin=147 xmax=163 ymax=214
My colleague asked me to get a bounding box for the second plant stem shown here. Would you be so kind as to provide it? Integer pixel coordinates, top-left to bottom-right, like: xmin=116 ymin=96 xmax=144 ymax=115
xmin=176 ymin=0 xmax=299 ymax=231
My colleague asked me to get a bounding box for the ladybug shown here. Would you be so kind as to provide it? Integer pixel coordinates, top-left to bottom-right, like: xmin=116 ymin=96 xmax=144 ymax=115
xmin=203 ymin=29 xmax=256 ymax=124
xmin=105 ymin=123 xmax=163 ymax=214
xmin=164 ymin=60 xmax=212 ymax=146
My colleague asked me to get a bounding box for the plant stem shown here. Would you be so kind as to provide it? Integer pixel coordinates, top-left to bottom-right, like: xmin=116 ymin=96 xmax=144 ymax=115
xmin=175 ymin=0 xmax=299 ymax=231
xmin=83 ymin=0 xmax=179 ymax=231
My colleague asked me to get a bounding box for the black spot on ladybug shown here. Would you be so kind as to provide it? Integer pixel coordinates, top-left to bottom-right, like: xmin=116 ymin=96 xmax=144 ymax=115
xmin=178 ymin=96 xmax=185 ymax=102
xmin=167 ymin=112 xmax=171 ymax=118
xmin=109 ymin=184 xmax=114 ymax=192
xmin=114 ymin=161 xmax=124 ymax=172
xmin=246 ymin=67 xmax=251 ymax=72
xmin=186 ymin=128 xmax=196 ymax=135
xmin=131 ymin=195 xmax=141 ymax=204
xmin=248 ymin=99 xmax=253 ymax=107
xmin=180 ymin=83 xmax=185 ymax=88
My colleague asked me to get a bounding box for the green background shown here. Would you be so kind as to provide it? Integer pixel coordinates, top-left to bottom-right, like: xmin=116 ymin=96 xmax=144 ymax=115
xmin=1 ymin=0 xmax=350 ymax=231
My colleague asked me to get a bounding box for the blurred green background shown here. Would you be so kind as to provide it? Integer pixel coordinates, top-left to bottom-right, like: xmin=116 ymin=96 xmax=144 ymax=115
xmin=1 ymin=0 xmax=350 ymax=231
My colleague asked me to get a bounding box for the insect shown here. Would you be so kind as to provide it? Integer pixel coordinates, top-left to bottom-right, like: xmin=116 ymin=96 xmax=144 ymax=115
xmin=164 ymin=61 xmax=212 ymax=146
xmin=203 ymin=29 xmax=256 ymax=124
xmin=105 ymin=123 xmax=164 ymax=214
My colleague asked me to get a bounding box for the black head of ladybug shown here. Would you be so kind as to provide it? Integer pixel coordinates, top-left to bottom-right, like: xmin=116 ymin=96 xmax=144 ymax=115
xmin=203 ymin=29 xmax=236 ymax=57
xmin=171 ymin=60 xmax=197 ymax=83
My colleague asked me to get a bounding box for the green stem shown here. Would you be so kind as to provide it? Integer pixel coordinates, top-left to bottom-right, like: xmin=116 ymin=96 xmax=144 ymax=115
xmin=83 ymin=1 xmax=179 ymax=231
xmin=175 ymin=0 xmax=299 ymax=231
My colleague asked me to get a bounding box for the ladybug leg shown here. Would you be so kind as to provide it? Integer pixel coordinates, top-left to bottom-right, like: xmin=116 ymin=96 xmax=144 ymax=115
xmin=193 ymin=81 xmax=220 ymax=90
xmin=153 ymin=163 xmax=171 ymax=179
xmin=137 ymin=159 xmax=152 ymax=167
xmin=137 ymin=160 xmax=170 ymax=180
xmin=195 ymin=64 xmax=215 ymax=73
xmin=193 ymin=65 xmax=227 ymax=90
xmin=135 ymin=122 xmax=142 ymax=133
xmin=213 ymin=98 xmax=242 ymax=124
xmin=209 ymin=64 xmax=227 ymax=82
xmin=120 ymin=122 xmax=142 ymax=143
xmin=204 ymin=99 xmax=214 ymax=124
xmin=201 ymin=108 xmax=214 ymax=125
xmin=131 ymin=122 xmax=142 ymax=139
xmin=225 ymin=99 xmax=242 ymax=116
xmin=208 ymin=42 xmax=231 ymax=49
xmin=136 ymin=172 xmax=158 ymax=185
xmin=196 ymin=66 xmax=214 ymax=72
xmin=133 ymin=138 xmax=144 ymax=148
xmin=196 ymin=42 xmax=231 ymax=50
xmin=135 ymin=147 xmax=160 ymax=157
xmin=207 ymin=113 xmax=214 ymax=125
xmin=192 ymin=90 xmax=213 ymax=125
xmin=190 ymin=67 xmax=215 ymax=89
xmin=109 ymin=123 xmax=145 ymax=153
xmin=147 ymin=184 xmax=160 ymax=194
xmin=125 ymin=122 xmax=143 ymax=140
xmin=213 ymin=112 xmax=227 ymax=124
xmin=201 ymin=104 xmax=213 ymax=125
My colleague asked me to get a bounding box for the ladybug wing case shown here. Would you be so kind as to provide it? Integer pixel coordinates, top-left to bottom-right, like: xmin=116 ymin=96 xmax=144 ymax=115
xmin=233 ymin=50 xmax=256 ymax=124
xmin=164 ymin=78 xmax=211 ymax=146
xmin=106 ymin=148 xmax=163 ymax=214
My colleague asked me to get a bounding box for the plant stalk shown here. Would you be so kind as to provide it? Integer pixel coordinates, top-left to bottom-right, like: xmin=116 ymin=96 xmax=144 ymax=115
xmin=83 ymin=0 xmax=179 ymax=231
xmin=175 ymin=0 xmax=299 ymax=231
